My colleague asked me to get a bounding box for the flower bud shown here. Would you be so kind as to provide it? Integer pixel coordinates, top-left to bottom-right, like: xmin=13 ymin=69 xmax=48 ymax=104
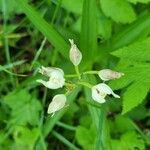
xmin=47 ymin=94 xmax=66 ymax=115
xmin=92 ymin=83 xmax=120 ymax=103
xmin=98 ymin=69 xmax=124 ymax=81
xmin=69 ymin=39 xmax=82 ymax=66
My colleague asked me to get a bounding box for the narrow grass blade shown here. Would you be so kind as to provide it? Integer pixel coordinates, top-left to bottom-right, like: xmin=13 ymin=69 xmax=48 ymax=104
xmin=15 ymin=0 xmax=69 ymax=58
xmin=0 ymin=65 xmax=27 ymax=77
xmin=80 ymin=0 xmax=97 ymax=68
xmin=111 ymin=11 xmax=150 ymax=50
xmin=83 ymin=76 xmax=111 ymax=150
xmin=52 ymin=131 xmax=80 ymax=150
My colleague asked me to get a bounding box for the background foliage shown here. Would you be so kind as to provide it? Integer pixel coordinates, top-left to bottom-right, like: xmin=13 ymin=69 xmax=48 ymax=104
xmin=0 ymin=0 xmax=150 ymax=149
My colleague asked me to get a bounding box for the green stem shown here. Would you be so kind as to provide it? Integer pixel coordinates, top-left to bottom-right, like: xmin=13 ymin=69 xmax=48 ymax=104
xmin=31 ymin=37 xmax=47 ymax=68
xmin=65 ymin=74 xmax=79 ymax=78
xmin=40 ymin=87 xmax=48 ymax=127
xmin=51 ymin=0 xmax=62 ymax=24
xmin=2 ymin=0 xmax=15 ymax=87
xmin=83 ymin=70 xmax=98 ymax=75
xmin=2 ymin=0 xmax=10 ymax=64
xmin=75 ymin=66 xmax=81 ymax=79
xmin=52 ymin=131 xmax=80 ymax=150
xmin=56 ymin=121 xmax=76 ymax=131
xmin=77 ymin=81 xmax=93 ymax=88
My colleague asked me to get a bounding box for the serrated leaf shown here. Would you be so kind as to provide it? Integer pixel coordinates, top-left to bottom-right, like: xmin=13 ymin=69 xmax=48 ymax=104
xmin=122 ymin=81 xmax=149 ymax=114
xmin=100 ymin=0 xmax=136 ymax=23
xmin=127 ymin=0 xmax=150 ymax=4
xmin=111 ymin=38 xmax=150 ymax=62
xmin=109 ymin=59 xmax=150 ymax=113
xmin=109 ymin=59 xmax=148 ymax=89
xmin=4 ymin=89 xmax=42 ymax=126
xmin=111 ymin=131 xmax=145 ymax=150
xmin=121 ymin=131 xmax=145 ymax=150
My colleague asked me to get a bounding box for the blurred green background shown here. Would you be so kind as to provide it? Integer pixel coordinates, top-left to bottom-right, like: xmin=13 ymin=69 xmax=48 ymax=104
xmin=0 ymin=0 xmax=150 ymax=149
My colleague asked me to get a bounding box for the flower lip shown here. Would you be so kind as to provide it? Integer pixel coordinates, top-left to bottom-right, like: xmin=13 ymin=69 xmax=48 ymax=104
xmin=91 ymin=83 xmax=120 ymax=103
xmin=98 ymin=69 xmax=124 ymax=81
xmin=37 ymin=66 xmax=65 ymax=89
xmin=47 ymin=94 xmax=67 ymax=114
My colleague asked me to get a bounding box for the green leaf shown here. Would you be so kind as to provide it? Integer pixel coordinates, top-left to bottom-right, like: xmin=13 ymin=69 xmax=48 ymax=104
xmin=109 ymin=61 xmax=150 ymax=113
xmin=122 ymin=82 xmax=149 ymax=114
xmin=13 ymin=126 xmax=40 ymax=150
xmin=15 ymin=0 xmax=69 ymax=58
xmin=111 ymin=140 xmax=122 ymax=150
xmin=0 ymin=0 xmax=23 ymax=18
xmin=110 ymin=11 xmax=150 ymax=50
xmin=61 ymin=0 xmax=83 ymax=14
xmin=4 ymin=89 xmax=41 ymax=126
xmin=111 ymin=38 xmax=150 ymax=62
xmin=75 ymin=125 xmax=96 ymax=150
xmin=110 ymin=38 xmax=150 ymax=113
xmin=127 ymin=0 xmax=150 ymax=4
xmin=120 ymin=131 xmax=145 ymax=150
xmin=98 ymin=12 xmax=112 ymax=39
xmin=111 ymin=131 xmax=145 ymax=150
xmin=109 ymin=115 xmax=135 ymax=134
xmin=100 ymin=0 xmax=136 ymax=23
xmin=80 ymin=0 xmax=97 ymax=68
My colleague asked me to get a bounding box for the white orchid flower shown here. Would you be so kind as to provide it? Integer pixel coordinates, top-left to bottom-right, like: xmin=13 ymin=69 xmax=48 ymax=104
xmin=98 ymin=69 xmax=124 ymax=81
xmin=37 ymin=66 xmax=65 ymax=89
xmin=92 ymin=83 xmax=120 ymax=103
xmin=47 ymin=94 xmax=67 ymax=115
xmin=69 ymin=39 xmax=82 ymax=66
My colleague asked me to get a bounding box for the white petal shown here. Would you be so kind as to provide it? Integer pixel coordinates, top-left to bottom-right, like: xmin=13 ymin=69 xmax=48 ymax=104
xmin=94 ymin=83 xmax=111 ymax=95
xmin=47 ymin=94 xmax=66 ymax=114
xmin=69 ymin=39 xmax=82 ymax=66
xmin=91 ymin=86 xmax=106 ymax=103
xmin=98 ymin=83 xmax=120 ymax=98
xmin=98 ymin=69 xmax=124 ymax=81
xmin=92 ymin=83 xmax=120 ymax=101
xmin=37 ymin=66 xmax=65 ymax=89
xmin=38 ymin=66 xmax=64 ymax=77
xmin=37 ymin=78 xmax=64 ymax=89
xmin=49 ymin=76 xmax=65 ymax=89
xmin=111 ymin=91 xmax=120 ymax=98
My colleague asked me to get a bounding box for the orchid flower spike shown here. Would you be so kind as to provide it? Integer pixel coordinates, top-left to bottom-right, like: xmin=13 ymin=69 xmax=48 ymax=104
xmin=47 ymin=94 xmax=67 ymax=115
xmin=69 ymin=39 xmax=82 ymax=66
xmin=37 ymin=66 xmax=65 ymax=89
xmin=98 ymin=69 xmax=124 ymax=81
xmin=92 ymin=83 xmax=120 ymax=103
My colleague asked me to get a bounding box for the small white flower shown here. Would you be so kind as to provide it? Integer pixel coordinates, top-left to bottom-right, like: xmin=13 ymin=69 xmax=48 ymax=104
xmin=92 ymin=83 xmax=120 ymax=103
xmin=47 ymin=94 xmax=67 ymax=115
xmin=98 ymin=69 xmax=124 ymax=81
xmin=37 ymin=66 xmax=65 ymax=89
xmin=69 ymin=39 xmax=82 ymax=66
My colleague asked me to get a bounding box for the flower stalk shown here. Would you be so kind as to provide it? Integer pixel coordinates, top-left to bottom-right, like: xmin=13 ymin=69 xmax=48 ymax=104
xmin=36 ymin=39 xmax=124 ymax=115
